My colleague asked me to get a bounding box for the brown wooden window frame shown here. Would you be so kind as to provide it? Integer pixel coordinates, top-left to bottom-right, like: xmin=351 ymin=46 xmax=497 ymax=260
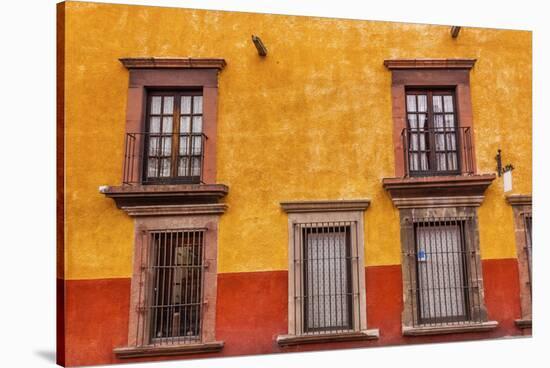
xmin=405 ymin=89 xmax=462 ymax=177
xmin=143 ymin=90 xmax=205 ymax=184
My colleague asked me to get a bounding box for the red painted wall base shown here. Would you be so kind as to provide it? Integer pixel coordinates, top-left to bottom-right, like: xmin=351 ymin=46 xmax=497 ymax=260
xmin=59 ymin=259 xmax=527 ymax=367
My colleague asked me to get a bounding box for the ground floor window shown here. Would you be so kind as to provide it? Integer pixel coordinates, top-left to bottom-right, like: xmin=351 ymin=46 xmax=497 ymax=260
xmin=147 ymin=230 xmax=205 ymax=344
xmin=298 ymin=223 xmax=356 ymax=334
xmin=412 ymin=218 xmax=480 ymax=326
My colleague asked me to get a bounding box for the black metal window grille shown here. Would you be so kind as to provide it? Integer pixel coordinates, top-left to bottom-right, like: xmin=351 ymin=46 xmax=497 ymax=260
xmin=523 ymin=213 xmax=532 ymax=292
xmin=135 ymin=229 xmax=206 ymax=347
xmin=407 ymin=217 xmax=483 ymax=327
xmin=403 ymin=91 xmax=474 ymax=177
xmin=122 ymin=91 xmax=206 ymax=185
xmin=292 ymin=222 xmax=360 ymax=335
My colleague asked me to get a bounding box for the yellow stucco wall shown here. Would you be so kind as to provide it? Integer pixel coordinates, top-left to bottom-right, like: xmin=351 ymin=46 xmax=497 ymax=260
xmin=62 ymin=1 xmax=531 ymax=279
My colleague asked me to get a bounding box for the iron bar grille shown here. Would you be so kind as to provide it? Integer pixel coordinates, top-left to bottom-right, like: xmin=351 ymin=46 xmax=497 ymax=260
xmin=401 ymin=127 xmax=474 ymax=177
xmin=405 ymin=217 xmax=483 ymax=327
xmin=523 ymin=213 xmax=532 ymax=293
xmin=135 ymin=229 xmax=206 ymax=347
xmin=292 ymin=222 xmax=360 ymax=335
xmin=123 ymin=132 xmax=207 ymax=185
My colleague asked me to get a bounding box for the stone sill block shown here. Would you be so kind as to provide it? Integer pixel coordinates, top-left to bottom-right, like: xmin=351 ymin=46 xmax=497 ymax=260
xmin=113 ymin=341 xmax=224 ymax=358
xmin=277 ymin=329 xmax=379 ymax=346
xmin=403 ymin=321 xmax=498 ymax=336
xmin=514 ymin=319 xmax=532 ymax=329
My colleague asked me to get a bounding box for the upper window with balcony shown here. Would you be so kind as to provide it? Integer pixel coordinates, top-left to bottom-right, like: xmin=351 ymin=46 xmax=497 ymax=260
xmin=102 ymin=58 xmax=228 ymax=209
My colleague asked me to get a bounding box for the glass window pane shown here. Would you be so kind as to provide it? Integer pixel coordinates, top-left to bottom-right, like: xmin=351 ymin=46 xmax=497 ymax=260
xmin=417 ymin=95 xmax=428 ymax=112
xmin=407 ymin=114 xmax=418 ymax=129
xmin=191 ymin=157 xmax=201 ymax=176
xmin=161 ymin=137 xmax=172 ymax=156
xmin=163 ymin=117 xmax=173 ymax=133
xmin=444 ymin=114 xmax=455 ymax=128
xmin=406 ymin=95 xmax=417 ymax=112
xmin=150 ymin=117 xmax=161 ymax=133
xmin=193 ymin=96 xmax=203 ymax=114
xmin=180 ymin=116 xmax=191 ymax=133
xmin=178 ymin=157 xmax=189 ymax=176
xmin=160 ymin=158 xmax=171 ymax=177
xmin=147 ymin=158 xmax=158 ymax=177
xmin=151 ymin=96 xmax=161 ymax=114
xmin=434 ymin=115 xmax=444 ymax=129
xmin=446 ymin=132 xmax=457 ymax=151
xmin=163 ymin=96 xmax=174 ymax=114
xmin=192 ymin=116 xmax=202 ymax=133
xmin=443 ymin=95 xmax=454 ymax=112
xmin=418 ymin=114 xmax=427 ymax=129
xmin=181 ymin=96 xmax=192 ymax=114
xmin=432 ymin=95 xmax=443 ymax=113
xmin=192 ymin=136 xmax=202 ymax=155
xmin=179 ymin=137 xmax=189 ymax=156
xmin=148 ymin=137 xmax=159 ymax=156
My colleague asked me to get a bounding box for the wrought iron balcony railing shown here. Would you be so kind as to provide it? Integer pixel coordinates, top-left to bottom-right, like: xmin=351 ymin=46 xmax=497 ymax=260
xmin=401 ymin=127 xmax=474 ymax=177
xmin=123 ymin=132 xmax=207 ymax=185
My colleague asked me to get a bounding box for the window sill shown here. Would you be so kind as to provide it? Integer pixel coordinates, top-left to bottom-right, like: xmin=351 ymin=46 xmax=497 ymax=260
xmin=113 ymin=341 xmax=224 ymax=359
xmin=402 ymin=321 xmax=498 ymax=336
xmin=277 ymin=329 xmax=379 ymax=346
xmin=100 ymin=183 xmax=229 ymax=209
xmin=382 ymin=174 xmax=496 ymax=207
xmin=514 ymin=319 xmax=532 ymax=329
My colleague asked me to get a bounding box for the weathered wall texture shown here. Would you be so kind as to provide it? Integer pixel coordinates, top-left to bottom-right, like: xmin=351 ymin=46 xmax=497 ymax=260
xmin=63 ymin=2 xmax=530 ymax=279
xmin=60 ymin=1 xmax=532 ymax=366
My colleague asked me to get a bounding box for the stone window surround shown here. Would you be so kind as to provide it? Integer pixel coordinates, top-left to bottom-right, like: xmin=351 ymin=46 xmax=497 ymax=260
xmin=113 ymin=204 xmax=227 ymax=358
xmin=394 ymin=197 xmax=498 ymax=336
xmin=276 ymin=200 xmax=379 ymax=346
xmin=119 ymin=57 xmax=225 ymax=187
xmin=384 ymin=58 xmax=477 ymax=178
xmin=506 ymin=194 xmax=532 ymax=329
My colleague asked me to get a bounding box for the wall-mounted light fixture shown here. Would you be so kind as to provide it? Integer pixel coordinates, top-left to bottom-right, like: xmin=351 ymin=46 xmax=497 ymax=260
xmin=495 ymin=149 xmax=514 ymax=177
xmin=251 ymin=35 xmax=267 ymax=57
xmin=451 ymin=26 xmax=461 ymax=38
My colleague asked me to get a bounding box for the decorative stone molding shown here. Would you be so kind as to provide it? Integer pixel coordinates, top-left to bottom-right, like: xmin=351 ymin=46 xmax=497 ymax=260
xmin=402 ymin=321 xmax=498 ymax=336
xmin=506 ymin=194 xmax=532 ymax=206
xmin=391 ymin=196 xmax=485 ymax=209
xmin=280 ymin=199 xmax=371 ymax=213
xmin=383 ymin=174 xmax=495 ymax=204
xmin=114 ymin=341 xmax=224 ymax=358
xmin=384 ymin=58 xmax=476 ymax=70
xmin=121 ymin=203 xmax=228 ymax=217
xmin=100 ymin=184 xmax=229 ymax=208
xmin=119 ymin=57 xmax=226 ymax=70
xmin=277 ymin=329 xmax=379 ymax=347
